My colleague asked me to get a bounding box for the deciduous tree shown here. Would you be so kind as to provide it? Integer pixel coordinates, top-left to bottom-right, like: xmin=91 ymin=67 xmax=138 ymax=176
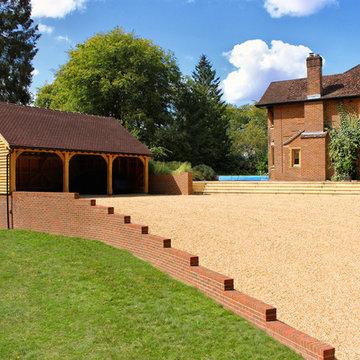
xmin=226 ymin=103 xmax=268 ymax=174
xmin=36 ymin=27 xmax=181 ymax=146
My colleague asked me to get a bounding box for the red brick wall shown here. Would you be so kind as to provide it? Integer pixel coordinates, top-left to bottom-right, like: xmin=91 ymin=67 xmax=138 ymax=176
xmin=270 ymin=102 xmax=327 ymax=181
xmin=0 ymin=192 xmax=335 ymax=360
xmin=325 ymin=98 xmax=360 ymax=128
xmin=149 ymin=172 xmax=192 ymax=195
xmin=269 ymin=98 xmax=360 ymax=181
xmin=304 ymin=101 xmax=324 ymax=132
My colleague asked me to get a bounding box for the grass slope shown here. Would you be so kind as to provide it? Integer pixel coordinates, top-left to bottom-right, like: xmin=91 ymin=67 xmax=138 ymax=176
xmin=0 ymin=230 xmax=302 ymax=360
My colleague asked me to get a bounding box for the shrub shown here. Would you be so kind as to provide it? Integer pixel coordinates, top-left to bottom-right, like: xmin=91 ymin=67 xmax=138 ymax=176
xmin=149 ymin=160 xmax=215 ymax=179
xmin=172 ymin=162 xmax=192 ymax=175
xmin=149 ymin=160 xmax=172 ymax=175
xmin=149 ymin=160 xmax=192 ymax=175
xmin=328 ymin=104 xmax=360 ymax=180
xmin=192 ymin=164 xmax=216 ymax=181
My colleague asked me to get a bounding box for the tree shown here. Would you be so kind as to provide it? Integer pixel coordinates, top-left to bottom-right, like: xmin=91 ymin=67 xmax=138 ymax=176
xmin=0 ymin=0 xmax=40 ymax=104
xmin=226 ymin=103 xmax=268 ymax=174
xmin=169 ymin=55 xmax=230 ymax=172
xmin=35 ymin=28 xmax=181 ymax=147
xmin=328 ymin=103 xmax=360 ymax=180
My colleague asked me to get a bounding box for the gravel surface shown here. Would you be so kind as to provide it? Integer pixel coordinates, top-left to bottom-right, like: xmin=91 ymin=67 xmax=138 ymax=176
xmin=92 ymin=194 xmax=360 ymax=360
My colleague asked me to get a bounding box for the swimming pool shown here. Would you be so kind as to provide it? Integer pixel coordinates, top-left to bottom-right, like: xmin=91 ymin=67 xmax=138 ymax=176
xmin=218 ymin=175 xmax=269 ymax=181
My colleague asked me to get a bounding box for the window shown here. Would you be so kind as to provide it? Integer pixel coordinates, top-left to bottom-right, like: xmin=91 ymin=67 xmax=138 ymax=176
xmin=291 ymin=149 xmax=301 ymax=167
xmin=268 ymin=108 xmax=274 ymax=127
xmin=270 ymin=145 xmax=275 ymax=167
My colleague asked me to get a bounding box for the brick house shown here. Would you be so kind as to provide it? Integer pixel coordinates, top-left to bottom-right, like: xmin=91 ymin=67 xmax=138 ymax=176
xmin=256 ymin=53 xmax=360 ymax=181
xmin=0 ymin=102 xmax=152 ymax=194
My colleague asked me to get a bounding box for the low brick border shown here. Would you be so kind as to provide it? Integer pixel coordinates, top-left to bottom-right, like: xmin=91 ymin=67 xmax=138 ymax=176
xmin=149 ymin=172 xmax=193 ymax=195
xmin=0 ymin=192 xmax=335 ymax=360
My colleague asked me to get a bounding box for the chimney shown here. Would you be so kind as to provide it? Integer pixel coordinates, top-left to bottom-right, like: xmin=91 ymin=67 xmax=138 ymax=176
xmin=306 ymin=53 xmax=322 ymax=99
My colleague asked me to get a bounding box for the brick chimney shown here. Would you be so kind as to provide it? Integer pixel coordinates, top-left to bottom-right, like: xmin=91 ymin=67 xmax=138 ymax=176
xmin=306 ymin=53 xmax=323 ymax=98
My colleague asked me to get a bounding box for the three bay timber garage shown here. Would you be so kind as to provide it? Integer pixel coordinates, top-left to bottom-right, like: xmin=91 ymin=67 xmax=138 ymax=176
xmin=0 ymin=102 xmax=153 ymax=195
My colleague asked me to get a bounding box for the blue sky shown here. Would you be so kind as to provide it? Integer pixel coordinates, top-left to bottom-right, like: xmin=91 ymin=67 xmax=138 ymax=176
xmin=30 ymin=0 xmax=360 ymax=104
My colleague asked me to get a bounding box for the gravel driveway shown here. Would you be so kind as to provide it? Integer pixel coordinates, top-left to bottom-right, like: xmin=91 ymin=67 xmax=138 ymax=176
xmin=91 ymin=193 xmax=360 ymax=360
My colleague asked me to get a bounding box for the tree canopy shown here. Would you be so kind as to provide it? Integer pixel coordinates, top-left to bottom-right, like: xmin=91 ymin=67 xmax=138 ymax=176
xmin=226 ymin=103 xmax=268 ymax=173
xmin=35 ymin=31 xmax=269 ymax=175
xmin=0 ymin=0 xmax=40 ymax=104
xmin=35 ymin=27 xmax=181 ymax=147
xmin=168 ymin=55 xmax=230 ymax=172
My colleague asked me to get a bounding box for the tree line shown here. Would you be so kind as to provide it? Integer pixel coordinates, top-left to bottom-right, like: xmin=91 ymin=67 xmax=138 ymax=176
xmin=1 ymin=1 xmax=267 ymax=175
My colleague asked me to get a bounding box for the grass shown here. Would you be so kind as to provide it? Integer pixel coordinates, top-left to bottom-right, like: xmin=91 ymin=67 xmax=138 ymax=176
xmin=0 ymin=230 xmax=302 ymax=360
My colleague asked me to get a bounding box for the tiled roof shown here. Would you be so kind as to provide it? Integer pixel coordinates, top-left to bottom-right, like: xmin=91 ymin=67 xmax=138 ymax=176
xmin=257 ymin=64 xmax=360 ymax=107
xmin=0 ymin=102 xmax=152 ymax=156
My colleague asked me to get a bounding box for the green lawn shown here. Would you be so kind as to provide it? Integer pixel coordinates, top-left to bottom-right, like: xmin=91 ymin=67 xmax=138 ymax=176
xmin=0 ymin=230 xmax=302 ymax=360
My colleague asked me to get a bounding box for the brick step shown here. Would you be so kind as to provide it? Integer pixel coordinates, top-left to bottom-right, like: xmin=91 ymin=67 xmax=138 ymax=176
xmin=198 ymin=187 xmax=360 ymax=192
xmin=194 ymin=182 xmax=360 ymax=188
xmin=194 ymin=189 xmax=360 ymax=195
xmin=196 ymin=185 xmax=360 ymax=190
xmin=199 ymin=190 xmax=360 ymax=195
xmin=193 ymin=181 xmax=360 ymax=195
xmin=199 ymin=187 xmax=360 ymax=191
xmin=197 ymin=187 xmax=360 ymax=192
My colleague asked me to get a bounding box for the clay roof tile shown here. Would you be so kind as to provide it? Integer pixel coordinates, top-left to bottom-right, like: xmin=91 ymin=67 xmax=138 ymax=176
xmin=257 ymin=64 xmax=360 ymax=107
xmin=0 ymin=102 xmax=152 ymax=156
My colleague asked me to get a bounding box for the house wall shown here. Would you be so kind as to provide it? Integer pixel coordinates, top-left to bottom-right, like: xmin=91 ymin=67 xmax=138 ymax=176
xmin=325 ymin=98 xmax=360 ymax=128
xmin=269 ymin=101 xmax=330 ymax=181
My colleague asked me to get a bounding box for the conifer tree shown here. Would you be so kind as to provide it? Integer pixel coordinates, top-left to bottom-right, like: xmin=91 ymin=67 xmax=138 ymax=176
xmin=172 ymin=55 xmax=230 ymax=172
xmin=0 ymin=0 xmax=40 ymax=104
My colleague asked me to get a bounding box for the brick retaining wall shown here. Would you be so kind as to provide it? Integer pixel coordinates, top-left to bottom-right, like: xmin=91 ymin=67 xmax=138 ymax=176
xmin=149 ymin=172 xmax=192 ymax=195
xmin=0 ymin=192 xmax=335 ymax=360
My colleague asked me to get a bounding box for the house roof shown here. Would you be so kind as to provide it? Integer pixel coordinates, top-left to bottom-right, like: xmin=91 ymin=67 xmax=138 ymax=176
xmin=257 ymin=64 xmax=360 ymax=107
xmin=0 ymin=102 xmax=152 ymax=156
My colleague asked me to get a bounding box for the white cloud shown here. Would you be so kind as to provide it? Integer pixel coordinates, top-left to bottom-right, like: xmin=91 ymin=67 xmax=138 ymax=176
xmin=31 ymin=0 xmax=87 ymax=18
xmin=264 ymin=0 xmax=337 ymax=18
xmin=222 ymin=39 xmax=312 ymax=104
xmin=56 ymin=35 xmax=72 ymax=44
xmin=32 ymin=68 xmax=39 ymax=76
xmin=38 ymin=23 xmax=54 ymax=34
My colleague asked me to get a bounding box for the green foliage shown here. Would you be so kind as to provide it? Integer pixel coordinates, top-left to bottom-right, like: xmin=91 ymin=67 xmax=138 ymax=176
xmin=226 ymin=103 xmax=268 ymax=174
xmin=149 ymin=160 xmax=172 ymax=175
xmin=192 ymin=164 xmax=216 ymax=181
xmin=172 ymin=161 xmax=192 ymax=174
xmin=149 ymin=160 xmax=192 ymax=175
xmin=0 ymin=0 xmax=40 ymax=104
xmin=149 ymin=146 xmax=172 ymax=161
xmin=35 ymin=27 xmax=181 ymax=146
xmin=168 ymin=55 xmax=230 ymax=172
xmin=255 ymin=151 xmax=269 ymax=175
xmin=0 ymin=230 xmax=302 ymax=359
xmin=149 ymin=160 xmax=215 ymax=180
xmin=328 ymin=103 xmax=360 ymax=180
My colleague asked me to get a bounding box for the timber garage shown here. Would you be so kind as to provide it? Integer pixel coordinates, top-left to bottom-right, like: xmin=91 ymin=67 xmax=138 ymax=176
xmin=0 ymin=102 xmax=152 ymax=195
